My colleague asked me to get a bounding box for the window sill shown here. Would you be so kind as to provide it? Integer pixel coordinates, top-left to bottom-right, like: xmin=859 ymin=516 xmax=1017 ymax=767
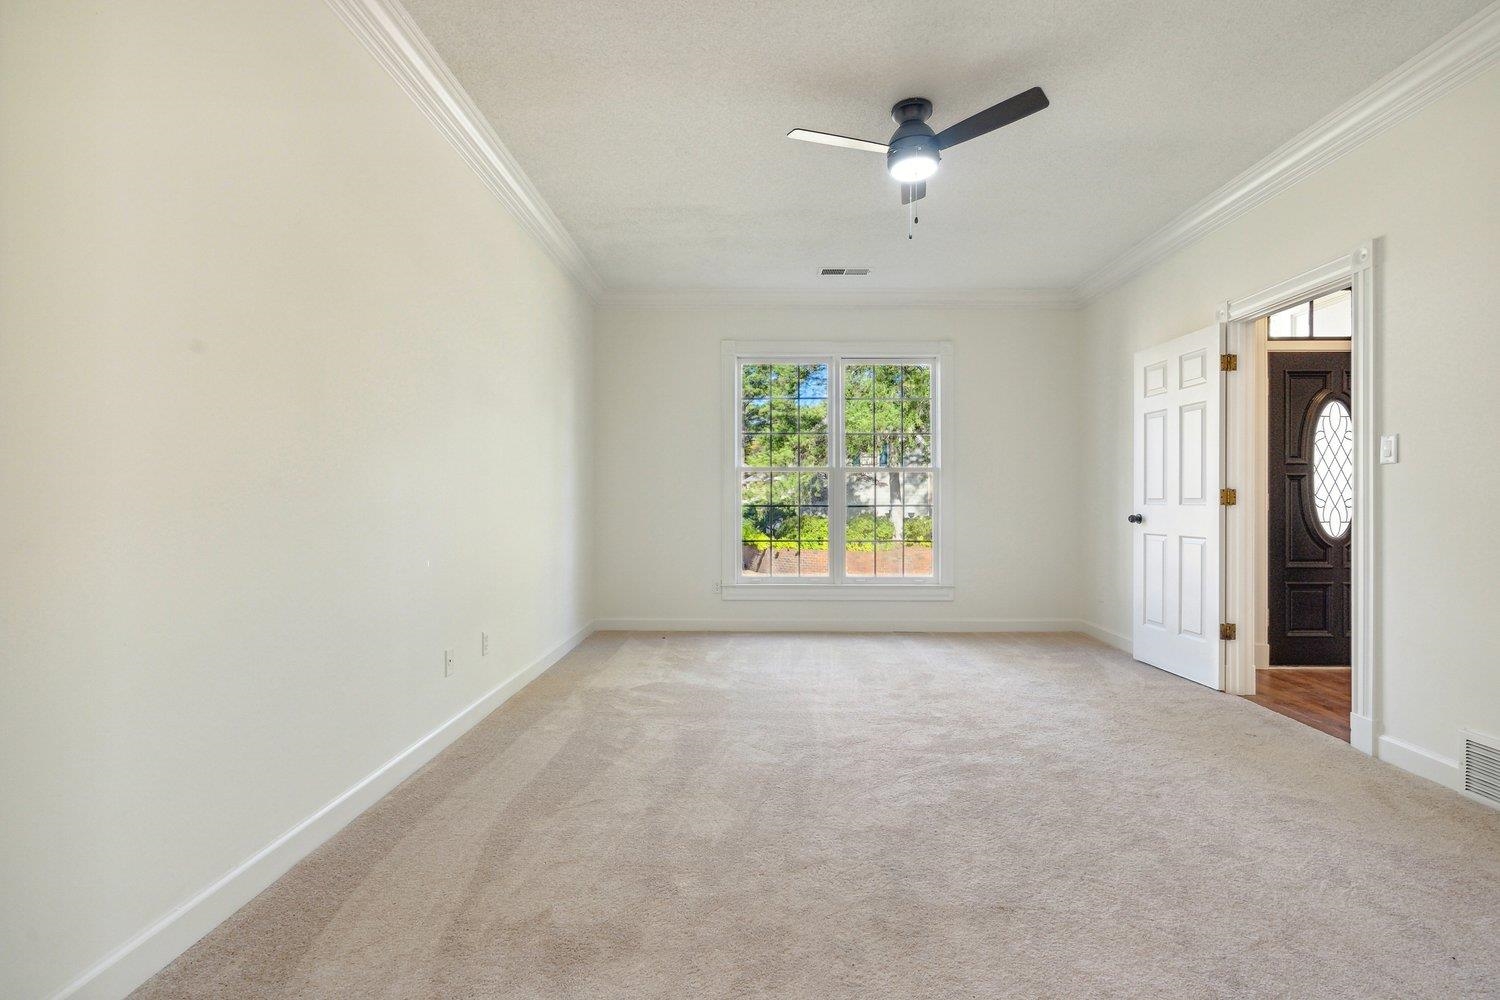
xmin=721 ymin=583 xmax=954 ymax=602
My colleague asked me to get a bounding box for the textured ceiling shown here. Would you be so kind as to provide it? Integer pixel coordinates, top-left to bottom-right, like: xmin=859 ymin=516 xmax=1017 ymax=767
xmin=402 ymin=0 xmax=1487 ymax=291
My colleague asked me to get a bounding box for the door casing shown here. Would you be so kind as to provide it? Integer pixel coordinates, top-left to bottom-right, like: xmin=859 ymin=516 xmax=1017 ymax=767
xmin=1218 ymin=241 xmax=1377 ymax=754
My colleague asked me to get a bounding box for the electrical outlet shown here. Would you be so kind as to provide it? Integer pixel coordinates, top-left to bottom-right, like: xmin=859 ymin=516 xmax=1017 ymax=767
xmin=711 ymin=581 xmax=722 ymax=595
xmin=481 ymin=632 xmax=489 ymax=656
xmin=443 ymin=650 xmax=454 ymax=677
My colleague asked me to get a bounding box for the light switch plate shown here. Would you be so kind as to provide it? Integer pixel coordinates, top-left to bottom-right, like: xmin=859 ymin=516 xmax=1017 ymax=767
xmin=1379 ymin=434 xmax=1399 ymax=464
xmin=443 ymin=650 xmax=454 ymax=677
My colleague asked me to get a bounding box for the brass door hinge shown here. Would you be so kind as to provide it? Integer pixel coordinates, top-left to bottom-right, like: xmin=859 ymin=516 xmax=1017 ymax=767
xmin=1220 ymin=353 xmax=1238 ymax=372
xmin=1220 ymin=487 xmax=1238 ymax=506
xmin=1220 ymin=623 xmax=1237 ymax=641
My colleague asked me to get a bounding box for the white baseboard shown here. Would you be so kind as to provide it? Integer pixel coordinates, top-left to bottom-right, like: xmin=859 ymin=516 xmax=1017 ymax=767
xmin=1349 ymin=713 xmax=1375 ymax=755
xmin=1378 ymin=733 xmax=1462 ymax=791
xmin=50 ymin=622 xmax=595 ymax=1000
xmin=1077 ymin=620 xmax=1131 ymax=653
xmin=592 ymin=617 xmax=1088 ymax=634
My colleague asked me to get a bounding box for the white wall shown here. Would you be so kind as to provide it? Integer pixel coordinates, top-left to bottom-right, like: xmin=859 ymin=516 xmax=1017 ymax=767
xmin=0 ymin=3 xmax=593 ymax=998
xmin=593 ymin=304 xmax=1084 ymax=628
xmin=1080 ymin=65 xmax=1500 ymax=776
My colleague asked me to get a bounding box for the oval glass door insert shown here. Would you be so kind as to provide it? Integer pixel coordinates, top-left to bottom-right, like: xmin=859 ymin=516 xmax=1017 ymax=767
xmin=1312 ymin=398 xmax=1353 ymax=539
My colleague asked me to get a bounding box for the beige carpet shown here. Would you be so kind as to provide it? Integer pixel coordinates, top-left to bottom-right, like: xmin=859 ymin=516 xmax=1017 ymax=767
xmin=135 ymin=632 xmax=1500 ymax=999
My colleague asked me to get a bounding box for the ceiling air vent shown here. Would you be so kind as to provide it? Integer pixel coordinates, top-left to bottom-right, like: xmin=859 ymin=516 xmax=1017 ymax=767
xmin=819 ymin=268 xmax=871 ymax=276
xmin=1463 ymin=731 xmax=1500 ymax=810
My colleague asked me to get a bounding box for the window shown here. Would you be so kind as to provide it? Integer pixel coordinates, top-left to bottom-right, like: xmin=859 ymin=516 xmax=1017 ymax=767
xmin=724 ymin=342 xmax=952 ymax=598
xmin=1267 ymin=287 xmax=1352 ymax=339
xmin=1312 ymin=398 xmax=1354 ymax=540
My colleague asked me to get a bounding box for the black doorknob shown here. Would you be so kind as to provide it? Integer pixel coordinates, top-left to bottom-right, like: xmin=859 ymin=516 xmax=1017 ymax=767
xmin=1127 ymin=514 xmax=1143 ymax=524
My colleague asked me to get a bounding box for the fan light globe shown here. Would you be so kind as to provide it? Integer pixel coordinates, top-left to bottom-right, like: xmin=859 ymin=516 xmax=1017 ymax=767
xmin=889 ymin=151 xmax=939 ymax=182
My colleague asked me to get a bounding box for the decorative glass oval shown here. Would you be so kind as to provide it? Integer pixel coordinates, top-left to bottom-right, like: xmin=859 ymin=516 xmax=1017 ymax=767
xmin=1312 ymin=398 xmax=1353 ymax=540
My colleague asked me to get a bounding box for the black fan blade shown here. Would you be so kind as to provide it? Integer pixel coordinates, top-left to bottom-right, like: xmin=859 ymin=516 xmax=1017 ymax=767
xmin=934 ymin=86 xmax=1048 ymax=150
xmin=901 ymin=181 xmax=926 ymax=205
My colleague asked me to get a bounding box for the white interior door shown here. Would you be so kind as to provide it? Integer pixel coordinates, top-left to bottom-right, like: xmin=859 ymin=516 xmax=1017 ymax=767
xmin=1131 ymin=325 xmax=1222 ymax=689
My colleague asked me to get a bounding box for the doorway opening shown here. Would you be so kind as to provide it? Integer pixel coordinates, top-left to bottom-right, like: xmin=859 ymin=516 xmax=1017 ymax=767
xmin=1219 ymin=242 xmax=1376 ymax=752
xmin=1244 ymin=292 xmax=1352 ymax=738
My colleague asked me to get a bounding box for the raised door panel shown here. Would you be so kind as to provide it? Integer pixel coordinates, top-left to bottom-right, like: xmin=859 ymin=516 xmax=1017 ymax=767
xmin=1144 ymin=410 xmax=1167 ymax=504
xmin=1143 ymin=533 xmax=1167 ymax=627
xmin=1180 ymin=536 xmax=1206 ymax=637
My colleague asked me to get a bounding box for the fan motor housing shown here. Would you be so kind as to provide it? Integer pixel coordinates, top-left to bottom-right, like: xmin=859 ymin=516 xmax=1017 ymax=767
xmin=887 ymin=98 xmax=940 ymax=176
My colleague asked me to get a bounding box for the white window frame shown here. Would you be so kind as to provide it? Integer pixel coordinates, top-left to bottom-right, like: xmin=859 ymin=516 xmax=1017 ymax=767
xmin=720 ymin=340 xmax=955 ymax=601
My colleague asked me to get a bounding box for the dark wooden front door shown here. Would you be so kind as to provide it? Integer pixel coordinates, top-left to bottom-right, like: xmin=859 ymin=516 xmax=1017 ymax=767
xmin=1268 ymin=352 xmax=1352 ymax=665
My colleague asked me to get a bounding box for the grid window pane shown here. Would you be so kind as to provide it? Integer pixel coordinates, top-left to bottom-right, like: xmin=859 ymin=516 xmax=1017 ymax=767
xmin=798 ymin=364 xmax=829 ymax=398
xmin=874 ymin=542 xmax=903 ymax=577
xmin=902 ymin=365 xmax=932 ymax=397
xmin=771 ymin=364 xmax=800 ymax=395
xmin=768 ymin=542 xmax=799 ymax=576
xmin=799 ymin=473 xmax=829 ymax=505
xmin=797 ymin=399 xmax=828 ymax=433
xmin=741 ymin=364 xmax=772 ymax=398
xmin=902 ymin=435 xmax=931 ymax=466
xmin=797 ymin=435 xmax=828 ymax=466
xmin=902 ymin=541 xmax=934 ymax=577
xmin=769 ymin=398 xmax=799 ymax=433
xmin=743 ymin=435 xmax=771 ymax=466
xmin=873 ymin=364 xmax=903 ymax=396
xmin=844 ymin=365 xmax=873 ymax=398
xmin=901 ymin=474 xmax=932 ymax=506
xmin=741 ymin=400 xmax=770 ymax=433
xmin=903 ymin=505 xmax=934 ymax=541
xmin=902 ymin=399 xmax=931 ymax=436
xmin=846 ymin=434 xmax=876 ymax=467
xmin=797 ymin=543 xmax=830 ymax=577
xmin=768 ymin=472 xmax=799 ymax=505
xmin=844 ymin=398 xmax=874 ymax=436
xmin=846 ymin=473 xmax=876 ymax=507
xmin=740 ymin=472 xmax=771 ymax=505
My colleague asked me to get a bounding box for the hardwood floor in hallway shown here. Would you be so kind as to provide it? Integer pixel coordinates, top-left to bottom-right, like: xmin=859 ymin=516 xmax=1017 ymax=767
xmin=1243 ymin=667 xmax=1352 ymax=741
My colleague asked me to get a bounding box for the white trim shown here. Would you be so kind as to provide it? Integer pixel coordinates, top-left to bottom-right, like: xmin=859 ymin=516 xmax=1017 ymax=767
xmin=1078 ymin=619 xmax=1131 ymax=653
xmin=1080 ymin=4 xmax=1500 ymax=300
xmin=324 ymin=0 xmax=603 ymax=296
xmin=600 ymin=288 xmax=1082 ymax=309
xmin=1378 ymin=734 xmax=1463 ymax=791
xmin=1350 ymin=713 xmax=1375 ymax=756
xmin=47 ymin=623 xmax=595 ymax=1000
xmin=1220 ymin=241 xmax=1376 ymax=755
xmin=593 ymin=618 xmax=1087 ymax=633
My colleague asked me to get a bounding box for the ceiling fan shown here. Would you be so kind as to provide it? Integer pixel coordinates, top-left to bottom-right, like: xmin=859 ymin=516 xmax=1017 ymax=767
xmin=788 ymin=87 xmax=1049 ymax=207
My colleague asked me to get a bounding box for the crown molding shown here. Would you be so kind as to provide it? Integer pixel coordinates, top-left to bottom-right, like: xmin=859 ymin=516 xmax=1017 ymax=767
xmin=1079 ymin=2 xmax=1500 ymax=301
xmin=325 ymin=0 xmax=603 ymax=296
xmin=597 ymin=287 xmax=1082 ymax=309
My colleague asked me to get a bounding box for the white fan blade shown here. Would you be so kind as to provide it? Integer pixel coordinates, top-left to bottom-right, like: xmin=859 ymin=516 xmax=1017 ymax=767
xmin=787 ymin=129 xmax=888 ymax=153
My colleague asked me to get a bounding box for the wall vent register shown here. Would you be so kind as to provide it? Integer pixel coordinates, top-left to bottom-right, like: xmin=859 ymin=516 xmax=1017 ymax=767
xmin=1464 ymin=731 xmax=1500 ymax=810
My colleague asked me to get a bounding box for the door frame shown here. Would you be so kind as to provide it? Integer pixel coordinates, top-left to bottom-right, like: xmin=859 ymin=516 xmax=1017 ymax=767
xmin=1218 ymin=240 xmax=1376 ymax=754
